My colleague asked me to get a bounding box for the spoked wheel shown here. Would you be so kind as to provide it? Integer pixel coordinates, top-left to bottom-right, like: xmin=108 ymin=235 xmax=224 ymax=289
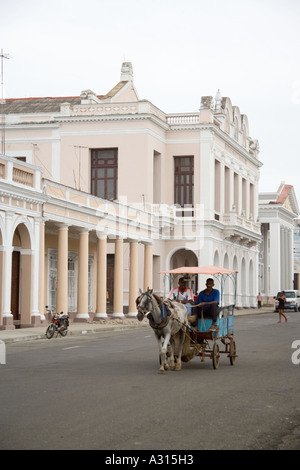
xmin=212 ymin=342 xmax=220 ymax=369
xmin=45 ymin=324 xmax=55 ymax=339
xmin=59 ymin=321 xmax=68 ymax=336
xmin=229 ymin=340 xmax=236 ymax=366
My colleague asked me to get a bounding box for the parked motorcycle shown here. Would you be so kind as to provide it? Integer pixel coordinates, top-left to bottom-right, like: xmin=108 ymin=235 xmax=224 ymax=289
xmin=45 ymin=310 xmax=69 ymax=338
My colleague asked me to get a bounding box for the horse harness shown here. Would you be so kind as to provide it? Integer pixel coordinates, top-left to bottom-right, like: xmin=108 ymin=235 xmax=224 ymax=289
xmin=137 ymin=292 xmax=171 ymax=329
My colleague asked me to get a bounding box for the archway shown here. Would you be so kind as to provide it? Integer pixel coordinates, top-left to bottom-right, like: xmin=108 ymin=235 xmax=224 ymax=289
xmin=249 ymin=259 xmax=254 ymax=307
xmin=167 ymin=248 xmax=198 ymax=296
xmin=213 ymin=249 xmax=220 ymax=267
xmin=241 ymin=258 xmax=246 ymax=307
xmin=223 ymin=252 xmax=230 ymax=304
xmin=11 ymin=223 xmax=32 ymax=327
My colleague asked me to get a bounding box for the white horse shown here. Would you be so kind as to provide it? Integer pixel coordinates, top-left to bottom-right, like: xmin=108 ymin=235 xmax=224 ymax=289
xmin=136 ymin=289 xmax=188 ymax=372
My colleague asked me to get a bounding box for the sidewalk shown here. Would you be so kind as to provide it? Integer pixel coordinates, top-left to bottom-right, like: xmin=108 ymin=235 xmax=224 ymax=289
xmin=0 ymin=306 xmax=275 ymax=344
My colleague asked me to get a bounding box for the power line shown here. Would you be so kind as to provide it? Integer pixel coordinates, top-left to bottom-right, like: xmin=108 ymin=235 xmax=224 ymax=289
xmin=1 ymin=48 xmax=11 ymax=155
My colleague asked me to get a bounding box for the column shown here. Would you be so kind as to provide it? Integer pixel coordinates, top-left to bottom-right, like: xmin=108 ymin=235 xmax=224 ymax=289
xmin=128 ymin=241 xmax=139 ymax=317
xmin=113 ymin=238 xmax=124 ymax=317
xmin=75 ymin=229 xmax=90 ymax=322
xmin=56 ymin=224 xmax=68 ymax=315
xmin=94 ymin=235 xmax=108 ymax=319
xmin=39 ymin=220 xmax=46 ymax=321
xmin=1 ymin=246 xmax=14 ymax=329
xmin=143 ymin=243 xmax=153 ymax=291
xmin=220 ymin=161 xmax=225 ymax=214
xmin=288 ymin=228 xmax=293 ymax=289
xmin=31 ymin=218 xmax=41 ymax=325
xmin=270 ymin=222 xmax=281 ymax=294
xmin=2 ymin=212 xmax=14 ymax=329
xmin=229 ymin=168 xmax=234 ymax=212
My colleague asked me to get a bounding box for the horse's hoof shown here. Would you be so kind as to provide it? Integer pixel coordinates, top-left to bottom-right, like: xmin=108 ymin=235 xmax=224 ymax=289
xmin=164 ymin=363 xmax=169 ymax=371
xmin=175 ymin=363 xmax=182 ymax=371
xmin=158 ymin=368 xmax=165 ymax=374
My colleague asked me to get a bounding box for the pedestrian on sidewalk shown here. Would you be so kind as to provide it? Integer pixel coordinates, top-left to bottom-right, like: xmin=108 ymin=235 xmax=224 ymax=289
xmin=277 ymin=291 xmax=288 ymax=323
xmin=257 ymin=292 xmax=262 ymax=308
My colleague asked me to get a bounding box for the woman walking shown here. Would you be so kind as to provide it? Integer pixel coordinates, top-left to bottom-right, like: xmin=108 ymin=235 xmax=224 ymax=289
xmin=277 ymin=291 xmax=288 ymax=323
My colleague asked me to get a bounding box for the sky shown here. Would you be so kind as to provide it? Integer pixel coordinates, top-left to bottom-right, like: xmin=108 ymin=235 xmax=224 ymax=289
xmin=1 ymin=0 xmax=300 ymax=207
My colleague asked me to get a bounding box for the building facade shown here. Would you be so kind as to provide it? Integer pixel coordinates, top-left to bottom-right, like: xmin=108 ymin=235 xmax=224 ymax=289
xmin=259 ymin=184 xmax=299 ymax=301
xmin=0 ymin=62 xmax=264 ymax=329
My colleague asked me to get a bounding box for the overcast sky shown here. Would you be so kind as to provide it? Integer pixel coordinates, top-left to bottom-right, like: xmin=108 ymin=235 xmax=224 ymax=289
xmin=1 ymin=0 xmax=300 ymax=207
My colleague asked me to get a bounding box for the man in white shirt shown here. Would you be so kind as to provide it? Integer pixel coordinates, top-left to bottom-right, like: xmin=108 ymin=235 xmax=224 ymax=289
xmin=168 ymin=277 xmax=194 ymax=314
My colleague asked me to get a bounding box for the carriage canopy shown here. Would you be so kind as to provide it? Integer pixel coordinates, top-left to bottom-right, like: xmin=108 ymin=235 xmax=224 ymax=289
xmin=160 ymin=265 xmax=237 ymax=275
xmin=160 ymin=266 xmax=238 ymax=307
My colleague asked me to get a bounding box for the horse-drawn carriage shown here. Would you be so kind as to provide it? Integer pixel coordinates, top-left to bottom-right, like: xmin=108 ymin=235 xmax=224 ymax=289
xmin=136 ymin=266 xmax=238 ymax=371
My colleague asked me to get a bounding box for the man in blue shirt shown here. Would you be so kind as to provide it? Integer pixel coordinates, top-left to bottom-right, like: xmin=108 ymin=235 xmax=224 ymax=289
xmin=195 ymin=278 xmax=220 ymax=331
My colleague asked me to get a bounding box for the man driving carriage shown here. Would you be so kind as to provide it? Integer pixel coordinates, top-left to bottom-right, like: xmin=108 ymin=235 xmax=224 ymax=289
xmin=193 ymin=278 xmax=220 ymax=332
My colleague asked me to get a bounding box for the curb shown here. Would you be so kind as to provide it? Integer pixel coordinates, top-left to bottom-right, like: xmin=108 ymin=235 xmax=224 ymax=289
xmin=0 ymin=308 xmax=275 ymax=344
xmin=0 ymin=321 xmax=150 ymax=344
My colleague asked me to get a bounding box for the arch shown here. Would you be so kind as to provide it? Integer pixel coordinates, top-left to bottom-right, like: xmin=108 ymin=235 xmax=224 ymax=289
xmin=165 ymin=247 xmax=198 ymax=296
xmin=222 ymin=97 xmax=233 ymax=135
xmin=10 ymin=216 xmax=33 ymax=249
xmin=233 ymin=255 xmax=238 ymax=271
xmin=232 ymin=255 xmax=239 ymax=306
xmin=223 ymin=253 xmax=230 ymax=304
xmin=0 ymin=214 xmax=6 ymax=246
xmin=223 ymin=252 xmax=229 ymax=268
xmin=165 ymin=245 xmax=199 ymax=271
xmin=213 ymin=249 xmax=220 ymax=267
xmin=233 ymin=106 xmax=241 ymax=142
xmin=11 ymin=220 xmax=33 ymax=327
xmin=241 ymin=114 xmax=249 ymax=147
xmin=233 ymin=106 xmax=241 ymax=129
xmin=241 ymin=257 xmax=246 ymax=307
xmin=249 ymin=259 xmax=254 ymax=307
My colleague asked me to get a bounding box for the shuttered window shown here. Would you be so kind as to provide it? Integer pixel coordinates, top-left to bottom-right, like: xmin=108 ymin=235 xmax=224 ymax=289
xmin=91 ymin=148 xmax=118 ymax=200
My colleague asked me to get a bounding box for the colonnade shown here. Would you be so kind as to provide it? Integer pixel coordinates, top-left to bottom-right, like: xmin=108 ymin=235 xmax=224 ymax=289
xmin=52 ymin=224 xmax=152 ymax=320
xmin=269 ymin=221 xmax=293 ymax=293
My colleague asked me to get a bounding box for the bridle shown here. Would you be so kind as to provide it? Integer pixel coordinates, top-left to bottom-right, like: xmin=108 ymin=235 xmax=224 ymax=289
xmin=136 ymin=291 xmax=169 ymax=329
xmin=136 ymin=292 xmax=153 ymax=319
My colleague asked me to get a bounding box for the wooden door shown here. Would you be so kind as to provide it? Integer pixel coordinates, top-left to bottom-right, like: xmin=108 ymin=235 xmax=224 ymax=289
xmin=11 ymin=251 xmax=20 ymax=324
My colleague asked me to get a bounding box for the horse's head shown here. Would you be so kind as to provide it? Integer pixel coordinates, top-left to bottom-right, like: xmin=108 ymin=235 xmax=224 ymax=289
xmin=135 ymin=288 xmax=154 ymax=321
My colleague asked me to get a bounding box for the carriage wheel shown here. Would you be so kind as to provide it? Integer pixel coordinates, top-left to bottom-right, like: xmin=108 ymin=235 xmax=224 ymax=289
xmin=229 ymin=340 xmax=236 ymax=366
xmin=212 ymin=342 xmax=220 ymax=369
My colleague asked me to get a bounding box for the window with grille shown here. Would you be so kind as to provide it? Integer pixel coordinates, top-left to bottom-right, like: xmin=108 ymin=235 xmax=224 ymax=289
xmin=91 ymin=148 xmax=118 ymax=200
xmin=47 ymin=249 xmax=93 ymax=312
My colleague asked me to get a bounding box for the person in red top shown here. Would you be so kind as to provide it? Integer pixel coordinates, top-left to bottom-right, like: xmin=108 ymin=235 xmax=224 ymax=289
xmin=168 ymin=277 xmax=193 ymax=314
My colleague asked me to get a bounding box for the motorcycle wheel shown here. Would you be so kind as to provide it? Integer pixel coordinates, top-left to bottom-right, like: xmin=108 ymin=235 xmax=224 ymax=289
xmin=59 ymin=321 xmax=68 ymax=336
xmin=46 ymin=324 xmax=55 ymax=339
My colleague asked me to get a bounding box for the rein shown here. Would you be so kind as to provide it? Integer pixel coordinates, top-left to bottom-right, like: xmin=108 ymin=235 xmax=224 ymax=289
xmin=138 ymin=293 xmax=169 ymax=330
xmin=148 ymin=301 xmax=169 ymax=329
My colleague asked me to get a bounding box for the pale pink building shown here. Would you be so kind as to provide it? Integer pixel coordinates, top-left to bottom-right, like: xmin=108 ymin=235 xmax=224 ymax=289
xmin=0 ymin=62 xmax=264 ymax=329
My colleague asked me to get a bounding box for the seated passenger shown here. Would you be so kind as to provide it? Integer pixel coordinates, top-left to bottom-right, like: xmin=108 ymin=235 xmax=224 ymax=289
xmin=194 ymin=278 xmax=220 ymax=331
xmin=168 ymin=277 xmax=194 ymax=315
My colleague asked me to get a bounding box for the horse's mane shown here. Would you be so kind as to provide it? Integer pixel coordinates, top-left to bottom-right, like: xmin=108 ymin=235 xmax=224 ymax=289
xmin=152 ymin=293 xmax=175 ymax=313
xmin=152 ymin=293 xmax=163 ymax=307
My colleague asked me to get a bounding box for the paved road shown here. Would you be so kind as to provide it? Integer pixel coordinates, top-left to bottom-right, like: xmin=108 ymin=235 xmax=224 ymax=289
xmin=1 ymin=311 xmax=300 ymax=450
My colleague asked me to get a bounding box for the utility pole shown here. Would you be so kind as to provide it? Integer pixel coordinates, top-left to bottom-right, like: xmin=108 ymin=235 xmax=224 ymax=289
xmin=1 ymin=48 xmax=11 ymax=155
xmin=74 ymin=145 xmax=87 ymax=191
